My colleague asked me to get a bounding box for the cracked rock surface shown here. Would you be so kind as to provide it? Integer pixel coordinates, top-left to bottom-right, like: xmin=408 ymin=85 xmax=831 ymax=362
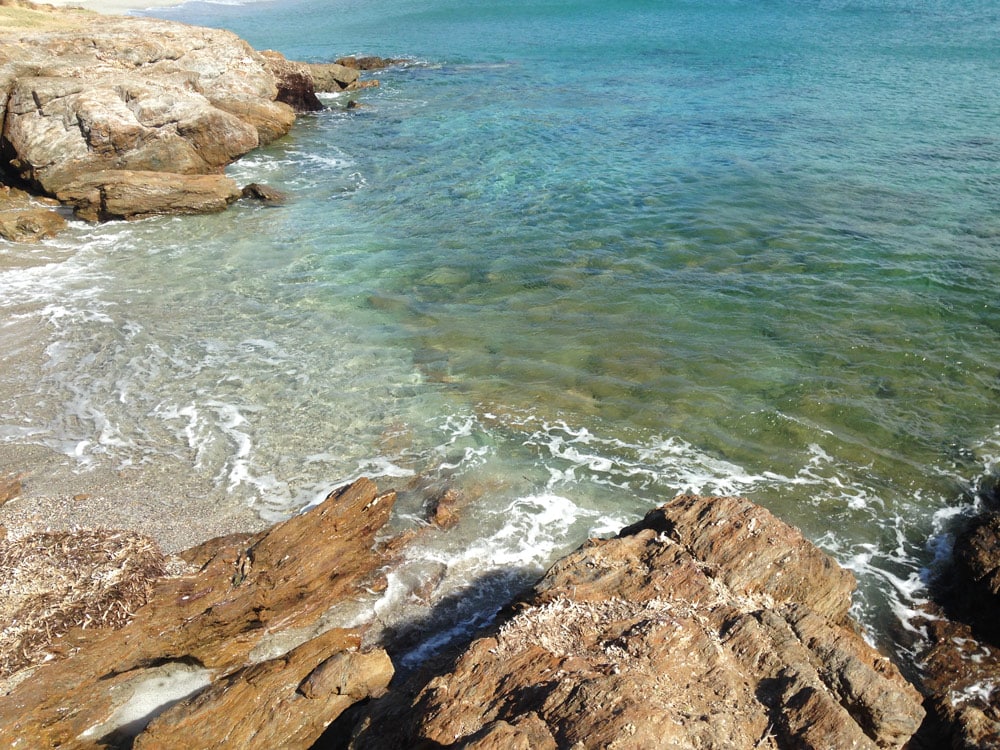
xmin=0 ymin=1 xmax=296 ymax=221
xmin=349 ymin=495 xmax=926 ymax=750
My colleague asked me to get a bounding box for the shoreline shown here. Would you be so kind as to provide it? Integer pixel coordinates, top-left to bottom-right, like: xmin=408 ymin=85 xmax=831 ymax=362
xmin=42 ymin=0 xmax=186 ymax=15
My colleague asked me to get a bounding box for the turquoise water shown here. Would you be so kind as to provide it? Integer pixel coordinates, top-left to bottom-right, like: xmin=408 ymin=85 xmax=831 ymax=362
xmin=3 ymin=0 xmax=999 ymax=663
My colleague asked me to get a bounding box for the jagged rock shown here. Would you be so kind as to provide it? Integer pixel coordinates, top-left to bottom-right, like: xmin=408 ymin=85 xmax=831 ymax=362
xmin=56 ymin=170 xmax=242 ymax=221
xmin=307 ymin=62 xmax=361 ymax=92
xmin=334 ymin=55 xmax=401 ymax=71
xmin=0 ymin=478 xmax=396 ymax=749
xmin=0 ymin=205 xmax=65 ymax=241
xmin=261 ymin=50 xmax=323 ymax=112
xmin=916 ymin=509 xmax=1000 ymax=748
xmin=0 ymin=6 xmax=296 ymax=222
xmin=241 ymin=181 xmax=289 ymax=205
xmin=0 ymin=473 xmax=21 ymax=506
xmin=350 ymin=495 xmax=924 ymax=750
xmin=0 ymin=184 xmax=65 ymax=241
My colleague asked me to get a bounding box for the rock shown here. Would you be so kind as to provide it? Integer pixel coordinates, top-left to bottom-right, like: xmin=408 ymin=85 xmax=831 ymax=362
xmin=426 ymin=487 xmax=463 ymax=528
xmin=55 ymin=170 xmax=242 ymax=221
xmin=0 ymin=7 xmax=296 ymax=222
xmin=0 ymin=204 xmax=65 ymax=242
xmin=918 ymin=617 xmax=1000 ymax=750
xmin=350 ymin=495 xmax=925 ymax=750
xmin=261 ymin=50 xmax=323 ymax=112
xmin=916 ymin=509 xmax=1000 ymax=748
xmin=0 ymin=473 xmax=21 ymax=506
xmin=241 ymin=182 xmax=289 ymax=205
xmin=306 ymin=62 xmax=360 ymax=92
xmin=334 ymin=55 xmax=401 ymax=71
xmin=0 ymin=478 xmax=397 ymax=749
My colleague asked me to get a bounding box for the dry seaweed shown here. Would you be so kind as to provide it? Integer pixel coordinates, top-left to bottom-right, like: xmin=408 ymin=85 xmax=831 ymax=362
xmin=0 ymin=528 xmax=166 ymax=677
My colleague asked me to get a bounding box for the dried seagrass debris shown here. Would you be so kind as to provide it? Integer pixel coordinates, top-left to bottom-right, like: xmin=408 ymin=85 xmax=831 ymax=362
xmin=0 ymin=528 xmax=166 ymax=677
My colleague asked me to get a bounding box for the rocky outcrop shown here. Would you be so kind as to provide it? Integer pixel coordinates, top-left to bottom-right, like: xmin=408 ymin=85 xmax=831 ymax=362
xmin=918 ymin=506 xmax=1000 ymax=748
xmin=0 ymin=482 xmax=928 ymax=749
xmin=349 ymin=495 xmax=925 ymax=750
xmin=0 ymin=478 xmax=396 ymax=749
xmin=0 ymin=185 xmax=64 ymax=241
xmin=0 ymin=3 xmax=295 ymax=225
xmin=261 ymin=50 xmax=324 ymax=112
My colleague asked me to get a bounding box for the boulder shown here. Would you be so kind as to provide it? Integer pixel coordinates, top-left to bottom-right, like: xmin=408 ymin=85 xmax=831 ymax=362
xmin=0 ymin=184 xmax=65 ymax=241
xmin=55 ymin=170 xmax=242 ymax=221
xmin=0 ymin=478 xmax=397 ymax=749
xmin=0 ymin=7 xmax=296 ymax=221
xmin=241 ymin=181 xmax=289 ymax=205
xmin=334 ymin=55 xmax=402 ymax=71
xmin=261 ymin=50 xmax=323 ymax=112
xmin=306 ymin=62 xmax=361 ymax=92
xmin=350 ymin=495 xmax=925 ymax=750
xmin=917 ymin=508 xmax=1000 ymax=748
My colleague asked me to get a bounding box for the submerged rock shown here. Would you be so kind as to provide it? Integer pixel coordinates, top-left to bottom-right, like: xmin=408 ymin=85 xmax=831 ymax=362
xmin=349 ymin=494 xmax=925 ymax=749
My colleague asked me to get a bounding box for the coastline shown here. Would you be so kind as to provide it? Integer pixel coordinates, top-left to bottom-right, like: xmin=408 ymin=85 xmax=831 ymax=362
xmin=3 ymin=1 xmax=1000 ymax=745
xmin=41 ymin=0 xmax=185 ymax=15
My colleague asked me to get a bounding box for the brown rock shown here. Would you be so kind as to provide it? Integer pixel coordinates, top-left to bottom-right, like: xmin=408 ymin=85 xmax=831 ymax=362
xmin=0 ymin=206 xmax=66 ymax=242
xmin=56 ymin=170 xmax=242 ymax=221
xmin=916 ymin=509 xmax=1000 ymax=748
xmin=0 ymin=478 xmax=397 ymax=748
xmin=307 ymin=62 xmax=360 ymax=92
xmin=334 ymin=55 xmax=401 ymax=71
xmin=426 ymin=487 xmax=463 ymax=528
xmin=241 ymin=181 xmax=289 ymax=205
xmin=0 ymin=473 xmax=21 ymax=506
xmin=260 ymin=49 xmax=323 ymax=112
xmin=352 ymin=495 xmax=924 ymax=750
xmin=0 ymin=8 xmax=296 ymax=221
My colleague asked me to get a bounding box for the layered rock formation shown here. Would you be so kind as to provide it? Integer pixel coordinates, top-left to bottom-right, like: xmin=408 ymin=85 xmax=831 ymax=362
xmin=348 ymin=494 xmax=926 ymax=749
xmin=0 ymin=483 xmax=929 ymax=749
xmin=0 ymin=1 xmax=382 ymax=230
xmin=0 ymin=478 xmax=396 ymax=749
xmin=0 ymin=2 xmax=299 ymax=222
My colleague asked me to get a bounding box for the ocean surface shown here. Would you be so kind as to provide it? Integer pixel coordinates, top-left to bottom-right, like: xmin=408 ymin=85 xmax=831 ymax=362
xmin=3 ymin=0 xmax=999 ymax=667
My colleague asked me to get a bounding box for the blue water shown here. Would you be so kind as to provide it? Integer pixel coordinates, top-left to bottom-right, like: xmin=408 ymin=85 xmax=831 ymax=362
xmin=2 ymin=0 xmax=998 ymax=663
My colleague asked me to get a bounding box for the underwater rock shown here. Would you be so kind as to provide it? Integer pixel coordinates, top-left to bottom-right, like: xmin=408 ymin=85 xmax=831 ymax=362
xmin=241 ymin=182 xmax=290 ymax=205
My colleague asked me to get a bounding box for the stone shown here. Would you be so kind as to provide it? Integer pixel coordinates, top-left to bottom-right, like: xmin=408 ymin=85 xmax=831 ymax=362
xmin=334 ymin=55 xmax=401 ymax=71
xmin=0 ymin=473 xmax=21 ymax=506
xmin=916 ymin=509 xmax=1000 ymax=748
xmin=0 ymin=478 xmax=397 ymax=748
xmin=0 ymin=205 xmax=65 ymax=242
xmin=261 ymin=50 xmax=323 ymax=112
xmin=241 ymin=182 xmax=289 ymax=205
xmin=350 ymin=495 xmax=925 ymax=750
xmin=55 ymin=170 xmax=242 ymax=221
xmin=306 ymin=62 xmax=360 ymax=92
xmin=0 ymin=5 xmax=296 ymax=223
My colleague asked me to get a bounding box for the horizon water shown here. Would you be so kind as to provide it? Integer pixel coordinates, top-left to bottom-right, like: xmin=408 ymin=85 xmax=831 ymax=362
xmin=2 ymin=0 xmax=999 ymax=667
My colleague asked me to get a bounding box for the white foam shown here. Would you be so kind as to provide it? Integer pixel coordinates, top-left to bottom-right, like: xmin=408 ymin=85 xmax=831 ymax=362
xmin=78 ymin=662 xmax=211 ymax=741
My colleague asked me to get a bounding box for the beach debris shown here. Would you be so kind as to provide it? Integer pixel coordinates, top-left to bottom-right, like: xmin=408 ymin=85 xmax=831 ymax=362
xmin=0 ymin=528 xmax=165 ymax=679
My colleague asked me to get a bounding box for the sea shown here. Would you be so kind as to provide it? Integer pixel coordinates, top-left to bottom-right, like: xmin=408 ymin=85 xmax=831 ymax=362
xmin=2 ymin=0 xmax=998 ymax=669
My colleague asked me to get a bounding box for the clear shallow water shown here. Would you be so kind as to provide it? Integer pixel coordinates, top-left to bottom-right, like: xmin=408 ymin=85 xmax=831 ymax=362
xmin=3 ymin=0 xmax=999 ymax=663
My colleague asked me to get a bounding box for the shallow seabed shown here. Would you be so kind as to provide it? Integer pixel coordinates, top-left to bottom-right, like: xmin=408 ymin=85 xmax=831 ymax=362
xmin=3 ymin=0 xmax=999 ymax=665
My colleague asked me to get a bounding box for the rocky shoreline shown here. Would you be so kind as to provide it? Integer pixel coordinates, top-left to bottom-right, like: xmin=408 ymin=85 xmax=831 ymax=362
xmin=0 ymin=0 xmax=388 ymax=239
xmin=2 ymin=2 xmax=999 ymax=748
